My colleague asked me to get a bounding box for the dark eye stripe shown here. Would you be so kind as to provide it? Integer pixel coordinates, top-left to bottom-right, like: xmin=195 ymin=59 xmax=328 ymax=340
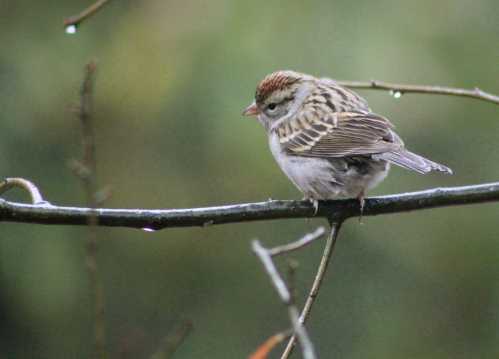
xmin=266 ymin=95 xmax=295 ymax=111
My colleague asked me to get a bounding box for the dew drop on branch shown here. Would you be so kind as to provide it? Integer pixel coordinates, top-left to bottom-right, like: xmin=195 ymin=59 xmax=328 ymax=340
xmin=65 ymin=25 xmax=77 ymax=35
xmin=142 ymin=227 xmax=156 ymax=233
xmin=389 ymin=90 xmax=402 ymax=99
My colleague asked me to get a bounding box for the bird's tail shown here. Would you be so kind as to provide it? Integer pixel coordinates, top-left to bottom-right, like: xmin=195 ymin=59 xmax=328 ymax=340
xmin=374 ymin=150 xmax=453 ymax=175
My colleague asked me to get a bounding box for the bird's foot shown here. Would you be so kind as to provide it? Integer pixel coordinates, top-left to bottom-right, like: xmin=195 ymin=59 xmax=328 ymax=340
xmin=304 ymin=197 xmax=319 ymax=216
xmin=357 ymin=191 xmax=365 ymax=224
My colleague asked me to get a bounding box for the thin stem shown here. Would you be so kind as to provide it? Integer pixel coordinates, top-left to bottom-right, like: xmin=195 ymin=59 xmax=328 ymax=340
xmin=336 ymin=80 xmax=499 ymax=105
xmin=0 ymin=178 xmax=47 ymax=205
xmin=280 ymin=221 xmax=343 ymax=359
xmin=269 ymin=227 xmax=326 ymax=257
xmin=75 ymin=61 xmax=107 ymax=359
xmin=249 ymin=331 xmax=291 ymax=359
xmin=252 ymin=240 xmax=316 ymax=359
xmin=64 ymin=0 xmax=112 ymax=28
xmin=253 ymin=240 xmax=292 ymax=303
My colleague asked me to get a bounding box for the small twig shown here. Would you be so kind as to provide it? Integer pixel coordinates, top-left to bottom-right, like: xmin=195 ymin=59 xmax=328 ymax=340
xmin=252 ymin=240 xmax=316 ymax=359
xmin=0 ymin=178 xmax=48 ymax=205
xmin=150 ymin=320 xmax=193 ymax=359
xmin=63 ymin=0 xmax=112 ymax=28
xmin=253 ymin=241 xmax=292 ymax=303
xmin=269 ymin=227 xmax=326 ymax=257
xmin=249 ymin=330 xmax=291 ymax=359
xmin=280 ymin=221 xmax=343 ymax=359
xmin=336 ymin=80 xmax=499 ymax=105
xmin=74 ymin=61 xmax=107 ymax=359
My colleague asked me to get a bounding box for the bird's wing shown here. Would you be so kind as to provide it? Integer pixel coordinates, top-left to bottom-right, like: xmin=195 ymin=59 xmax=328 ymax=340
xmin=276 ymin=110 xmax=403 ymax=158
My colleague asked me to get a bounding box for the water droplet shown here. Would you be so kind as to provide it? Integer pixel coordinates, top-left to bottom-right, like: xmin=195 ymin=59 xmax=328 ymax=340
xmin=389 ymin=90 xmax=402 ymax=99
xmin=65 ymin=24 xmax=77 ymax=34
xmin=142 ymin=227 xmax=156 ymax=233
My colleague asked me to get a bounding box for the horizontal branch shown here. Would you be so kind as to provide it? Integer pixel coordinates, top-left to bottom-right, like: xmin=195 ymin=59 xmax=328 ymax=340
xmin=1 ymin=182 xmax=499 ymax=229
xmin=336 ymin=80 xmax=499 ymax=105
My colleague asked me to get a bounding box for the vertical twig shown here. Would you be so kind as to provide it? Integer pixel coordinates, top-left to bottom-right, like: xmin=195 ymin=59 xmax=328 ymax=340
xmin=280 ymin=221 xmax=343 ymax=359
xmin=73 ymin=61 xmax=107 ymax=359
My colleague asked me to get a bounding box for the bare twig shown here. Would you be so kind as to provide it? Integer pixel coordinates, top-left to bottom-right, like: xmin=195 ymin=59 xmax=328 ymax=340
xmin=73 ymin=61 xmax=107 ymax=359
xmin=252 ymin=240 xmax=316 ymax=359
xmin=249 ymin=331 xmax=291 ymax=359
xmin=2 ymin=181 xmax=499 ymax=228
xmin=269 ymin=227 xmax=326 ymax=257
xmin=0 ymin=178 xmax=48 ymax=205
xmin=280 ymin=222 xmax=343 ymax=359
xmin=336 ymin=80 xmax=499 ymax=105
xmin=63 ymin=0 xmax=112 ymax=28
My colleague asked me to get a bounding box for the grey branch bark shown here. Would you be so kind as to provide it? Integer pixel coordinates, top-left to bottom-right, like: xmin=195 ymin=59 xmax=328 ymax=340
xmin=336 ymin=80 xmax=499 ymax=105
xmin=1 ymin=182 xmax=499 ymax=229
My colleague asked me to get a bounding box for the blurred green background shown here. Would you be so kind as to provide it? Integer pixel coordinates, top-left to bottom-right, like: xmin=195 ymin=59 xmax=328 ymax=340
xmin=1 ymin=0 xmax=499 ymax=358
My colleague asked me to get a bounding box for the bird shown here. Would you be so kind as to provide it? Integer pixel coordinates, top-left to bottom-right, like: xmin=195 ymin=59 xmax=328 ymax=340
xmin=242 ymin=70 xmax=452 ymax=214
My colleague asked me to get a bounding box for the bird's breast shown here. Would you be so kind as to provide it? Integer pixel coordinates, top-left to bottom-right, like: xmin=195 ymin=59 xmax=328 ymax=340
xmin=268 ymin=133 xmax=333 ymax=193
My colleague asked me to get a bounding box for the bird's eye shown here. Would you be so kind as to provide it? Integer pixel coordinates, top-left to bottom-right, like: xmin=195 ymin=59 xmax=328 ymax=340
xmin=267 ymin=103 xmax=277 ymax=111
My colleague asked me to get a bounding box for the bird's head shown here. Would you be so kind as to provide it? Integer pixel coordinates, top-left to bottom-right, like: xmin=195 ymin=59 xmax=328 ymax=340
xmin=243 ymin=70 xmax=314 ymax=130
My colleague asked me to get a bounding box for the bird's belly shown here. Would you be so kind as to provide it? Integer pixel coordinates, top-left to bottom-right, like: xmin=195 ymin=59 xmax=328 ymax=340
xmin=269 ymin=134 xmax=389 ymax=199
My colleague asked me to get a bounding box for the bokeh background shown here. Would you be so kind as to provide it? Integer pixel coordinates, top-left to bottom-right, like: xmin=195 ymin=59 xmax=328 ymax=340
xmin=1 ymin=0 xmax=499 ymax=358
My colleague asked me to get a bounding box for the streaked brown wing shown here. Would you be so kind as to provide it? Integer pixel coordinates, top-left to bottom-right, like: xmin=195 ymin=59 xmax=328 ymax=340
xmin=277 ymin=111 xmax=403 ymax=158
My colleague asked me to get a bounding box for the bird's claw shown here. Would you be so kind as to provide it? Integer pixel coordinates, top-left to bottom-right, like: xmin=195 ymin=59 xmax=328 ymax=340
xmin=357 ymin=193 xmax=365 ymax=224
xmin=304 ymin=197 xmax=319 ymax=216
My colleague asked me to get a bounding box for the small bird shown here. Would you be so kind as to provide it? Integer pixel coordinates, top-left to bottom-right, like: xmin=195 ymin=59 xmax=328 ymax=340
xmin=243 ymin=70 xmax=452 ymax=212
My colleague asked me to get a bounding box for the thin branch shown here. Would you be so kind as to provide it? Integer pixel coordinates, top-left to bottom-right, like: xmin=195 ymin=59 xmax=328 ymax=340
xmin=269 ymin=227 xmax=326 ymax=257
xmin=73 ymin=61 xmax=107 ymax=359
xmin=249 ymin=331 xmax=291 ymax=359
xmin=63 ymin=0 xmax=112 ymax=28
xmin=336 ymin=80 xmax=499 ymax=105
xmin=280 ymin=222 xmax=343 ymax=359
xmin=0 ymin=178 xmax=48 ymax=205
xmin=1 ymin=181 xmax=499 ymax=228
xmin=252 ymin=240 xmax=316 ymax=359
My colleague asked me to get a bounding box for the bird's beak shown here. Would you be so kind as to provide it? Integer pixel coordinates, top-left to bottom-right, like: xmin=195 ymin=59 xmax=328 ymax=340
xmin=242 ymin=101 xmax=260 ymax=117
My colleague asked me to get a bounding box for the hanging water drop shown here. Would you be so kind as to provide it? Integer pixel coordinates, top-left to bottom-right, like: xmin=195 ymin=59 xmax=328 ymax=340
xmin=65 ymin=24 xmax=78 ymax=34
xmin=389 ymin=90 xmax=402 ymax=99
xmin=142 ymin=227 xmax=156 ymax=233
